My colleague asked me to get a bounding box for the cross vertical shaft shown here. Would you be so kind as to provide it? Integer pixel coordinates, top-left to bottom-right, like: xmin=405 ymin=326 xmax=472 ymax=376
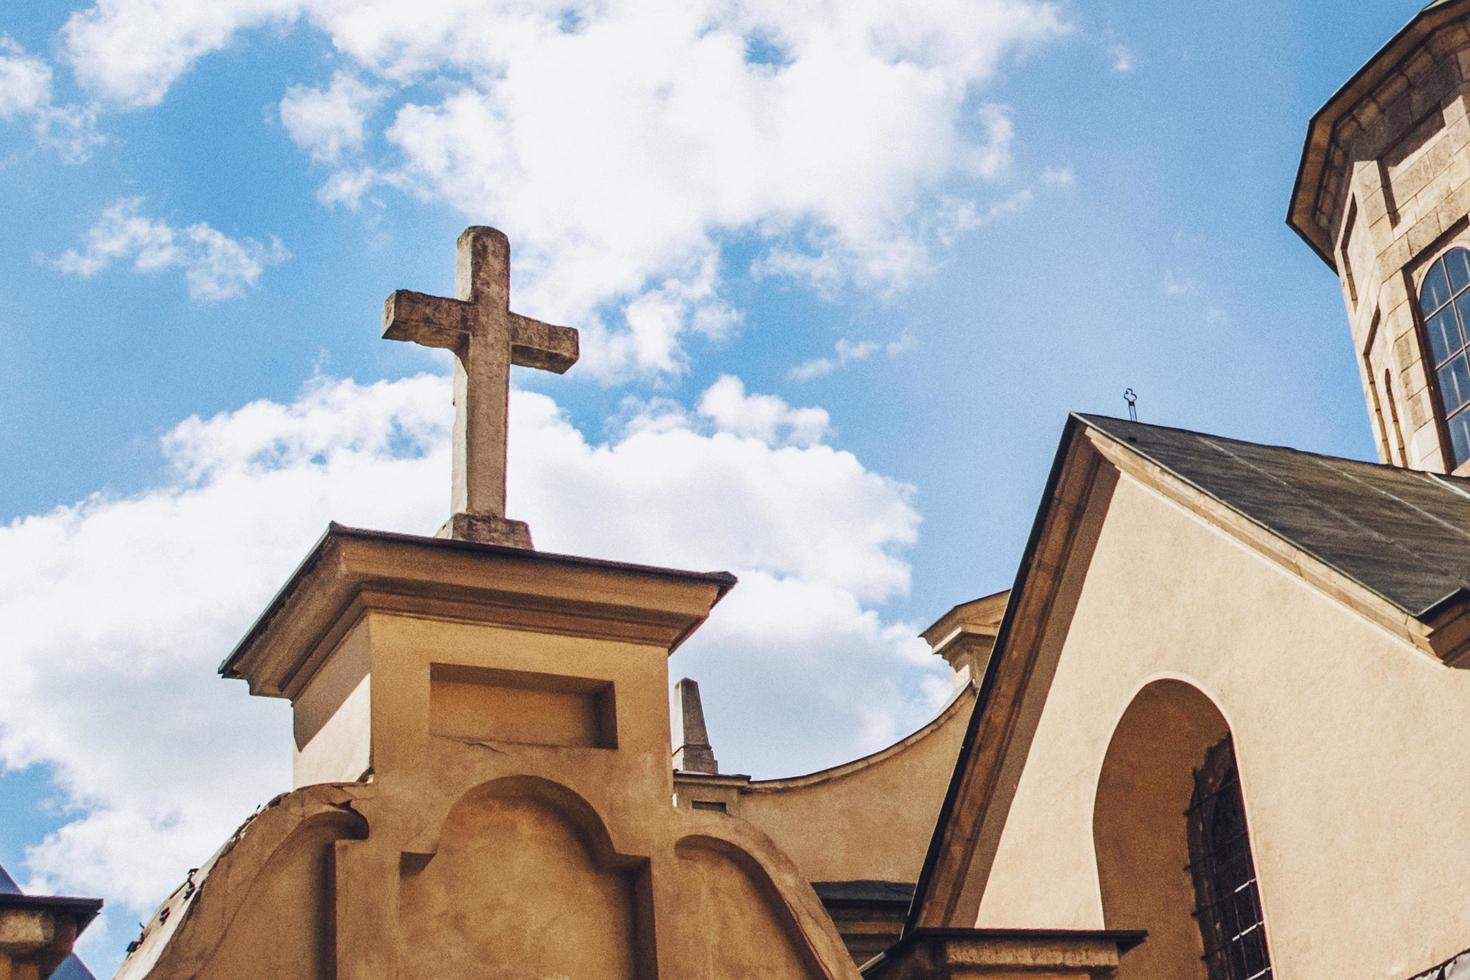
xmin=453 ymin=228 xmax=511 ymax=520
xmin=383 ymin=227 xmax=579 ymax=548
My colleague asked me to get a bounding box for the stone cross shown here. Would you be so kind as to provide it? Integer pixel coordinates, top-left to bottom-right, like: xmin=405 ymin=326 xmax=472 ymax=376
xmin=383 ymin=227 xmax=578 ymax=548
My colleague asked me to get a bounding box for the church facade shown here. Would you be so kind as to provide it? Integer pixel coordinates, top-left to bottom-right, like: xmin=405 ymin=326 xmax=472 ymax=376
xmin=12 ymin=4 xmax=1470 ymax=980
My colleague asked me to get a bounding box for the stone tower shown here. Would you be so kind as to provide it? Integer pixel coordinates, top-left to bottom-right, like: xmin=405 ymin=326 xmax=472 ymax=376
xmin=1291 ymin=0 xmax=1470 ymax=473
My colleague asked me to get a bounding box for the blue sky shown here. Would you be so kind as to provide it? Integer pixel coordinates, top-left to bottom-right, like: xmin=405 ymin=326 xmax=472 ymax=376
xmin=0 ymin=0 xmax=1422 ymax=970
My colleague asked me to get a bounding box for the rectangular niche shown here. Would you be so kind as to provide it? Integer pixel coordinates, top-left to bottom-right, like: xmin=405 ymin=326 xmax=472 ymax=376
xmin=429 ymin=663 xmax=617 ymax=749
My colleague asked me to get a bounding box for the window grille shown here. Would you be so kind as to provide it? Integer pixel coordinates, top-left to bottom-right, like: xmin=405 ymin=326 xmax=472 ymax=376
xmin=1418 ymin=247 xmax=1470 ymax=467
xmin=1187 ymin=737 xmax=1274 ymax=980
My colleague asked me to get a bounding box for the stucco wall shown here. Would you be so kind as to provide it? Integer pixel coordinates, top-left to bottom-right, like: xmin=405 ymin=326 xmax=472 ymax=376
xmin=122 ymin=539 xmax=862 ymax=980
xmin=736 ymin=690 xmax=973 ymax=885
xmin=973 ymin=471 xmax=1470 ymax=978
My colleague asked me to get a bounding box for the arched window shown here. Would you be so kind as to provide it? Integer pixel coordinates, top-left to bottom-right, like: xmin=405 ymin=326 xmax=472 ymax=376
xmin=1419 ymin=247 xmax=1470 ymax=467
xmin=1187 ymin=737 xmax=1274 ymax=980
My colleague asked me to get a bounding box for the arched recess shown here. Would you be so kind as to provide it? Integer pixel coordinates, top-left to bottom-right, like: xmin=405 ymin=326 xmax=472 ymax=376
xmin=195 ymin=807 xmax=369 ymax=979
xmin=398 ymin=775 xmax=653 ymax=979
xmin=669 ymin=835 xmax=826 ymax=979
xmin=1093 ymin=679 xmax=1237 ymax=980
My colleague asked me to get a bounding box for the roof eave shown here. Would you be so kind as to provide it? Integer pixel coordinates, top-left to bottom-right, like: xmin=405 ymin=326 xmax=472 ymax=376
xmin=221 ymin=523 xmax=739 ymax=696
xmin=1287 ymin=0 xmax=1470 ymax=268
xmin=904 ymin=414 xmax=1094 ymax=934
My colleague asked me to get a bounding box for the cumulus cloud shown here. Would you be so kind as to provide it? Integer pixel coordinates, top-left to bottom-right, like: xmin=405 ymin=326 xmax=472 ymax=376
xmin=3 ymin=371 xmax=939 ymax=962
xmin=57 ymin=0 xmax=1070 ymax=377
xmin=695 ymin=374 xmax=831 ymax=448
xmin=62 ymin=0 xmax=300 ymax=108
xmin=789 ymin=335 xmax=917 ymax=382
xmin=0 ymin=38 xmax=53 ymax=118
xmin=0 ymin=37 xmax=102 ymax=162
xmin=586 ymin=250 xmax=740 ymax=377
xmin=279 ymin=71 xmax=384 ymax=163
xmin=53 ymin=198 xmax=289 ymax=302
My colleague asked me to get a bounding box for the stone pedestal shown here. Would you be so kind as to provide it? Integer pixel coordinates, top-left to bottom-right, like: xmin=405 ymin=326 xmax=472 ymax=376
xmin=119 ymin=523 xmax=862 ymax=979
xmin=0 ymin=894 xmax=101 ymax=980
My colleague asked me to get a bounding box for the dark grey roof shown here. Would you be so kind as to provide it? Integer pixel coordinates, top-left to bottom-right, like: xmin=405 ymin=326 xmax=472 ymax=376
xmin=813 ymin=880 xmax=915 ymax=907
xmin=1079 ymin=415 xmax=1470 ymax=618
xmin=0 ymin=863 xmax=17 ymax=895
xmin=52 ymin=956 xmax=97 ymax=980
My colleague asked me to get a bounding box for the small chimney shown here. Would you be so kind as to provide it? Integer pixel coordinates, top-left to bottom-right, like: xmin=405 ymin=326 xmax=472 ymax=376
xmin=672 ymin=677 xmax=719 ymax=774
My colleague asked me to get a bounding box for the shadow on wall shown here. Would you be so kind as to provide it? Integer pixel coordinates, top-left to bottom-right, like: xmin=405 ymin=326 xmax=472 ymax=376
xmin=1093 ymin=679 xmax=1230 ymax=980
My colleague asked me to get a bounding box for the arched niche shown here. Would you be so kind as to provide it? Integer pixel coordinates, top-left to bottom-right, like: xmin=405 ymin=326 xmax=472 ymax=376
xmin=198 ymin=808 xmax=368 ymax=979
xmin=398 ymin=776 xmax=652 ymax=979
xmin=669 ymin=835 xmax=825 ymax=980
xmin=1093 ymin=679 xmax=1232 ymax=980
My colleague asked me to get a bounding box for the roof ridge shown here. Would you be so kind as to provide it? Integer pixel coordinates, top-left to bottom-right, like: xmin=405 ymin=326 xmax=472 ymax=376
xmin=1078 ymin=412 xmax=1470 ymax=618
xmin=1074 ymin=412 xmax=1470 ymax=484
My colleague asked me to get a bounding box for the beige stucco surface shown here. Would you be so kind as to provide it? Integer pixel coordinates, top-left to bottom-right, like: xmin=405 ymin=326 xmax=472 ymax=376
xmin=117 ymin=532 xmax=861 ymax=980
xmin=971 ymin=468 xmax=1470 ymax=977
xmin=733 ymin=688 xmax=974 ymax=885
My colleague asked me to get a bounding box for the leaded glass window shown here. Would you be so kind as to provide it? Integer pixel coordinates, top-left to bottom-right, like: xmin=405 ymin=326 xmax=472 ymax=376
xmin=1419 ymin=247 xmax=1470 ymax=467
xmin=1188 ymin=737 xmax=1273 ymax=980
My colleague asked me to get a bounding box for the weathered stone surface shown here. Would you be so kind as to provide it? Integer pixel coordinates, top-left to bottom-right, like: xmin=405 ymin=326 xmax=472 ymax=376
xmin=672 ymin=677 xmax=719 ymax=775
xmin=0 ymin=895 xmax=100 ymax=980
xmin=864 ymin=929 xmax=1140 ymax=980
xmin=383 ymin=227 xmax=579 ymax=548
xmin=1291 ymin=8 xmax=1470 ymax=472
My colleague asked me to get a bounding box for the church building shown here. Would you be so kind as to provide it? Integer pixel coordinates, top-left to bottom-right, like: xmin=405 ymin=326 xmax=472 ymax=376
xmin=10 ymin=3 xmax=1470 ymax=979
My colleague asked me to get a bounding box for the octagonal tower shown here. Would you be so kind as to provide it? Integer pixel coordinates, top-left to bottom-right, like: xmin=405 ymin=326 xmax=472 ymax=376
xmin=1291 ymin=0 xmax=1470 ymax=473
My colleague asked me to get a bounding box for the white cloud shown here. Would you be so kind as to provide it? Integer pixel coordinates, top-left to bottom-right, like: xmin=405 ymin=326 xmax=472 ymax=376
xmin=316 ymin=165 xmax=380 ymax=208
xmin=964 ymin=102 xmax=1017 ymax=179
xmin=57 ymin=0 xmax=1070 ymax=376
xmin=585 ymin=249 xmax=741 ymax=378
xmin=0 ymin=38 xmax=53 ymax=119
xmin=789 ymin=334 xmax=916 ymax=382
xmin=0 ymin=37 xmax=103 ymax=162
xmin=695 ymin=374 xmax=831 ymax=448
xmin=54 ymin=198 xmax=289 ymax=302
xmin=62 ymin=0 xmax=301 ymax=108
xmin=3 ymin=372 xmax=937 ymax=961
xmin=1163 ymin=270 xmax=1199 ymax=297
xmin=1107 ymin=41 xmax=1135 ymax=73
xmin=676 ymin=571 xmax=943 ymax=778
xmin=279 ymin=71 xmax=384 ymax=163
xmin=1040 ymin=165 xmax=1075 ymax=187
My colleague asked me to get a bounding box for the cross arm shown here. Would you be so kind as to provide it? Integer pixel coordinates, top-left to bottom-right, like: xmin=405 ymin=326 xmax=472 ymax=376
xmin=510 ymin=313 xmax=579 ymax=374
xmin=382 ymin=290 xmax=474 ymax=350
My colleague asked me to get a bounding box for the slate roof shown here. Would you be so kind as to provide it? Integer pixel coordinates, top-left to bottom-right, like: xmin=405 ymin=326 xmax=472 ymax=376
xmin=0 ymin=862 xmax=17 ymax=895
xmin=52 ymin=955 xmax=98 ymax=980
xmin=1079 ymin=414 xmax=1470 ymax=619
xmin=812 ymin=880 xmax=915 ymax=908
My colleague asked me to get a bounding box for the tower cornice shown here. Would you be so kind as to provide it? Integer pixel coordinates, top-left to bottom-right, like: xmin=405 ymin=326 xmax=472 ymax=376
xmin=1290 ymin=0 xmax=1470 ymax=268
